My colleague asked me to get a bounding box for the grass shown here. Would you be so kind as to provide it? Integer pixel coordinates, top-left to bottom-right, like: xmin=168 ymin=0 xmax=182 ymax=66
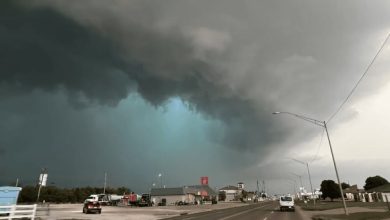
xmin=296 ymin=200 xmax=390 ymax=220
xmin=312 ymin=211 xmax=390 ymax=220
xmin=296 ymin=200 xmax=389 ymax=211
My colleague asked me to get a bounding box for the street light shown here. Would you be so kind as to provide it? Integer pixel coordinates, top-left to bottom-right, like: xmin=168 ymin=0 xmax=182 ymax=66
xmin=273 ymin=111 xmax=348 ymax=215
xmin=290 ymin=172 xmax=303 ymax=190
xmin=291 ymin=158 xmax=315 ymax=207
xmin=286 ymin=179 xmax=298 ymax=197
xmin=158 ymin=173 xmax=163 ymax=188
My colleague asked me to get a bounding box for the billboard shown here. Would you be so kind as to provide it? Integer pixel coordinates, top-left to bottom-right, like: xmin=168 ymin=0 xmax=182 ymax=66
xmin=200 ymin=176 xmax=208 ymax=185
xmin=39 ymin=174 xmax=48 ymax=186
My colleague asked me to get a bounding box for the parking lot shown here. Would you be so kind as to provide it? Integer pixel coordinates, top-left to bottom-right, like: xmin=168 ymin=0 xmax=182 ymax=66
xmin=37 ymin=202 xmax=247 ymax=220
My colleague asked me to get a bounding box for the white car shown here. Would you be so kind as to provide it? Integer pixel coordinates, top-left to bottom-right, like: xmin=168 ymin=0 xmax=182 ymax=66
xmin=279 ymin=195 xmax=295 ymax=212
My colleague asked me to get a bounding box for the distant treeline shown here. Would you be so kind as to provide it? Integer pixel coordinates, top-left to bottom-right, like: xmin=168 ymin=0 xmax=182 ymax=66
xmin=18 ymin=186 xmax=131 ymax=203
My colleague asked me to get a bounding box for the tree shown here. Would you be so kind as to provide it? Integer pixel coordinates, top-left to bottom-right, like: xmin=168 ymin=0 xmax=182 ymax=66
xmin=18 ymin=185 xmax=133 ymax=203
xmin=364 ymin=175 xmax=389 ymax=190
xmin=18 ymin=186 xmax=37 ymax=203
xmin=320 ymin=180 xmax=340 ymax=201
xmin=341 ymin=182 xmax=350 ymax=189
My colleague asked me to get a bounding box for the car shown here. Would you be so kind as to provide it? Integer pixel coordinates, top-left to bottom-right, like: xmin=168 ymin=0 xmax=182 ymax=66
xmin=138 ymin=194 xmax=153 ymax=207
xmin=176 ymin=201 xmax=189 ymax=206
xmin=279 ymin=195 xmax=295 ymax=212
xmin=82 ymin=201 xmax=102 ymax=214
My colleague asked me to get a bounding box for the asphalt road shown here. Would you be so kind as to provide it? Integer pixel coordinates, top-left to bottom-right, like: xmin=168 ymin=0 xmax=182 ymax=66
xmin=163 ymin=201 xmax=310 ymax=220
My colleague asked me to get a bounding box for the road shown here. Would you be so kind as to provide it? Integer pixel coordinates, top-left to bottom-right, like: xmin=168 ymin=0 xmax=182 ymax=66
xmin=36 ymin=202 xmax=248 ymax=220
xmin=163 ymin=201 xmax=310 ymax=220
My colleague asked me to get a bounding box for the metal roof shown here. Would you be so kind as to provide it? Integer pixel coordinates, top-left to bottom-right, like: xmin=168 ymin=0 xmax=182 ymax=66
xmin=150 ymin=187 xmax=185 ymax=196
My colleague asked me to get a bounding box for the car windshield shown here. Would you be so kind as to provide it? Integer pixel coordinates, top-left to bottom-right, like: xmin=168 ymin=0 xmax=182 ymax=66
xmin=281 ymin=196 xmax=292 ymax=201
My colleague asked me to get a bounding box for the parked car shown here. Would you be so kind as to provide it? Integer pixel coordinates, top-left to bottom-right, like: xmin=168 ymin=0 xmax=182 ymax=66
xmin=82 ymin=201 xmax=102 ymax=214
xmin=138 ymin=194 xmax=153 ymax=207
xmin=175 ymin=201 xmax=189 ymax=206
xmin=279 ymin=195 xmax=294 ymax=212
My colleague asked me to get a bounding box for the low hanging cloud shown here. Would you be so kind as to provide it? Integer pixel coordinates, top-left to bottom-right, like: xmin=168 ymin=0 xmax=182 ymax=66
xmin=2 ymin=0 xmax=390 ymax=153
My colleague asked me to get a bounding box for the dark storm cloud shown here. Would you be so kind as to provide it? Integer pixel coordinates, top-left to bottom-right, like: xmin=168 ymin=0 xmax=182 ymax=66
xmin=0 ymin=0 xmax=132 ymax=107
xmin=3 ymin=0 xmax=390 ymax=155
xmin=0 ymin=0 xmax=283 ymax=151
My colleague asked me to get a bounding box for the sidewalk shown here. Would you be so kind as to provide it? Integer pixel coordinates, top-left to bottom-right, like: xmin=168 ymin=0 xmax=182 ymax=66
xmin=295 ymin=205 xmax=313 ymax=220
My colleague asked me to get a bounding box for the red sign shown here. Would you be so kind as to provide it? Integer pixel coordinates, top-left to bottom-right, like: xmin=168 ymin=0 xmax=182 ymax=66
xmin=200 ymin=176 xmax=208 ymax=185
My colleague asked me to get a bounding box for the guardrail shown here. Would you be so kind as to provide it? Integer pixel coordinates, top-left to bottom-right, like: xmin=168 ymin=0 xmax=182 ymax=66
xmin=0 ymin=204 xmax=37 ymax=220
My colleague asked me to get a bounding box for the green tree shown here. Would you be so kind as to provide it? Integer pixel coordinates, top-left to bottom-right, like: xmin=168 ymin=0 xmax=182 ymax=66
xmin=320 ymin=180 xmax=340 ymax=201
xmin=115 ymin=187 xmax=130 ymax=195
xmin=341 ymin=182 xmax=350 ymax=189
xmin=18 ymin=186 xmax=37 ymax=203
xmin=364 ymin=175 xmax=389 ymax=190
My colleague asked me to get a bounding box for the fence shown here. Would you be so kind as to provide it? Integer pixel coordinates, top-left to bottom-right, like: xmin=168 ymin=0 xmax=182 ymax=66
xmin=0 ymin=204 xmax=37 ymax=220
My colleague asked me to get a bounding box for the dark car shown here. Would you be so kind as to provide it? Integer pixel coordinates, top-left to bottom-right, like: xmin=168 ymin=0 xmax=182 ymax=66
xmin=176 ymin=201 xmax=189 ymax=206
xmin=138 ymin=194 xmax=153 ymax=207
xmin=82 ymin=201 xmax=102 ymax=214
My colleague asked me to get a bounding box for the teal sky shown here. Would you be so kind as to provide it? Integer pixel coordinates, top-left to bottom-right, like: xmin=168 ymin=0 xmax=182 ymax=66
xmin=0 ymin=89 xmax=245 ymax=192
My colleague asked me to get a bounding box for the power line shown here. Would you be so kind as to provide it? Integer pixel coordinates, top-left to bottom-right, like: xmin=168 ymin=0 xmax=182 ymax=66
xmin=310 ymin=129 xmax=325 ymax=163
xmin=327 ymin=33 xmax=390 ymax=123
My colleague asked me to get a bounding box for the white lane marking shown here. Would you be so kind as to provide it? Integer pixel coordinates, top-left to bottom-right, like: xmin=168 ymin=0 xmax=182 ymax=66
xmin=218 ymin=204 xmax=272 ymax=220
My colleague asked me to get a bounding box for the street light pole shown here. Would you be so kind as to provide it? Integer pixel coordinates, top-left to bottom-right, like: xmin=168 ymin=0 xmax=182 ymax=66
xmin=324 ymin=122 xmax=348 ymax=215
xmin=287 ymin=179 xmax=297 ymax=198
xmin=158 ymin=173 xmax=162 ymax=188
xmin=291 ymin=159 xmax=315 ymax=207
xmin=273 ymin=111 xmax=348 ymax=215
xmin=290 ymin=173 xmax=303 ymax=192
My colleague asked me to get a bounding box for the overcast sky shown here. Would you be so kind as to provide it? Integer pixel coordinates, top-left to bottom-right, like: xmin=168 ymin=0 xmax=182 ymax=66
xmin=1 ymin=0 xmax=390 ymax=194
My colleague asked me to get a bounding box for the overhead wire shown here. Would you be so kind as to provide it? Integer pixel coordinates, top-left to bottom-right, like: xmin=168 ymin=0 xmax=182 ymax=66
xmin=327 ymin=33 xmax=390 ymax=123
xmin=310 ymin=129 xmax=325 ymax=163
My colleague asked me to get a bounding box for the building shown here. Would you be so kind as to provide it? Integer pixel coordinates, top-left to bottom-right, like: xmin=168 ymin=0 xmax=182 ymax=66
xmin=343 ymin=185 xmax=364 ymax=201
xmin=150 ymin=187 xmax=195 ymax=206
xmin=150 ymin=185 xmax=218 ymax=206
xmin=219 ymin=185 xmax=242 ymax=201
